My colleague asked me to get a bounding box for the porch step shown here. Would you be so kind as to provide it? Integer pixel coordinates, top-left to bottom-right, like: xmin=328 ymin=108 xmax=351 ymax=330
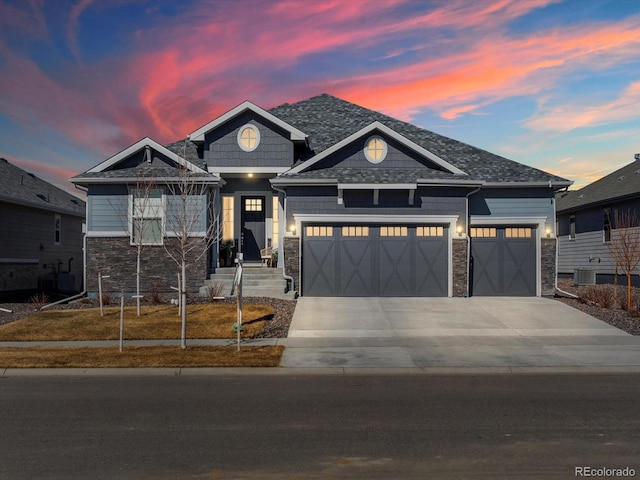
xmin=198 ymin=267 xmax=296 ymax=300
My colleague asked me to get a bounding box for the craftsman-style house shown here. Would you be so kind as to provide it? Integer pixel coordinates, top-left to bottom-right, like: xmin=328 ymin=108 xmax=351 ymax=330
xmin=71 ymin=94 xmax=571 ymax=298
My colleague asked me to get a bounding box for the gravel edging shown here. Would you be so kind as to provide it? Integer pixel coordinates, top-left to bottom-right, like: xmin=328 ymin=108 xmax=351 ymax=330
xmin=555 ymin=278 xmax=640 ymax=336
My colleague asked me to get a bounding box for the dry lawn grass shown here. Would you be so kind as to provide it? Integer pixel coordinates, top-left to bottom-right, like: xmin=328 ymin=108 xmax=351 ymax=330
xmin=0 ymin=345 xmax=284 ymax=368
xmin=0 ymin=304 xmax=274 ymax=341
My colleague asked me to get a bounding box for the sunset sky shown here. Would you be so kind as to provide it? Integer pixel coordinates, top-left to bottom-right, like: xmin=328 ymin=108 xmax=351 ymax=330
xmin=1 ymin=0 xmax=639 ymax=196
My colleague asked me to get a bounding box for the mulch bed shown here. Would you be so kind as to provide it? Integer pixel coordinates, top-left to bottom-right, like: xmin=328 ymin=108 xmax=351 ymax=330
xmin=555 ymin=278 xmax=640 ymax=336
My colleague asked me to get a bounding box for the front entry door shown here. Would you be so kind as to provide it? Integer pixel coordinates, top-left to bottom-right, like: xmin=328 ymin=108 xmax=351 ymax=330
xmin=240 ymin=196 xmax=266 ymax=262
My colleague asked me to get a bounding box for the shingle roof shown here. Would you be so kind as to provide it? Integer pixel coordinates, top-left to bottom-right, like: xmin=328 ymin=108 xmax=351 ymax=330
xmin=73 ymin=165 xmax=213 ymax=181
xmin=270 ymin=94 xmax=571 ymax=185
xmin=556 ymin=160 xmax=640 ymax=213
xmin=75 ymin=93 xmax=571 ymax=188
xmin=0 ymin=158 xmax=85 ymax=217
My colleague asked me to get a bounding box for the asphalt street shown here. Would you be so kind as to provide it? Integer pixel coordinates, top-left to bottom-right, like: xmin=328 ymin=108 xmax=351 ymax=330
xmin=1 ymin=374 xmax=639 ymax=479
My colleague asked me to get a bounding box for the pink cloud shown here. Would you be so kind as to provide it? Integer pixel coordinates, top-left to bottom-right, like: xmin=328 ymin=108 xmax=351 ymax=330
xmin=66 ymin=0 xmax=94 ymax=62
xmin=525 ymin=81 xmax=640 ymax=133
xmin=1 ymin=0 xmax=639 ymax=178
xmin=330 ymin=15 xmax=640 ymax=121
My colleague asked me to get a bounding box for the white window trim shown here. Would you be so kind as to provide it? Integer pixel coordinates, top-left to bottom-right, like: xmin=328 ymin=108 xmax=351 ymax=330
xmin=237 ymin=124 xmax=260 ymax=152
xmin=54 ymin=214 xmax=61 ymax=245
xmin=129 ymin=190 xmax=165 ymax=246
xmin=364 ymin=135 xmax=387 ymax=164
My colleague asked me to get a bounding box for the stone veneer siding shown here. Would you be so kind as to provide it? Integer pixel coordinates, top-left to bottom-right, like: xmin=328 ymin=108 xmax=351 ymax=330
xmin=283 ymin=236 xmax=300 ymax=295
xmin=86 ymin=237 xmax=207 ymax=296
xmin=541 ymin=237 xmax=556 ymax=296
xmin=452 ymin=238 xmax=468 ymax=297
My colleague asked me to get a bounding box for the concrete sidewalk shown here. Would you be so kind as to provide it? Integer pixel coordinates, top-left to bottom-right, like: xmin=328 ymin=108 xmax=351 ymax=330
xmin=2 ymin=296 xmax=640 ymax=375
xmin=279 ymin=297 xmax=640 ymax=370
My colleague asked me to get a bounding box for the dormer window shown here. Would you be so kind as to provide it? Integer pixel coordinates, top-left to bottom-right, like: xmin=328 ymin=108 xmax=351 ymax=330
xmin=238 ymin=124 xmax=260 ymax=152
xmin=364 ymin=136 xmax=387 ymax=164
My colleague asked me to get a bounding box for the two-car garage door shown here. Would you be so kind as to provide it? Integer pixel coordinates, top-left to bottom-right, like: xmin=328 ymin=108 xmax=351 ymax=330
xmin=302 ymin=224 xmax=448 ymax=297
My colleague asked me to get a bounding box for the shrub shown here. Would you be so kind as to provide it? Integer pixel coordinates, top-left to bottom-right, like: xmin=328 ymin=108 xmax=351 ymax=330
xmin=28 ymin=292 xmax=49 ymax=310
xmin=101 ymin=293 xmax=114 ymax=305
xmin=149 ymin=283 xmax=165 ymax=304
xmin=578 ymin=285 xmax=615 ymax=308
xmin=207 ymin=282 xmax=226 ymax=301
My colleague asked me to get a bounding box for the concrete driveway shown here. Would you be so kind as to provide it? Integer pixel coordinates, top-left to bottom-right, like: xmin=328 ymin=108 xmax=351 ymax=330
xmin=280 ymin=297 xmax=640 ymax=370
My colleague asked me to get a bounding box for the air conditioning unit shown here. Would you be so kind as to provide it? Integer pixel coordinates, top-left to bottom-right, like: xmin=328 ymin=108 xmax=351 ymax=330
xmin=574 ymin=268 xmax=596 ymax=286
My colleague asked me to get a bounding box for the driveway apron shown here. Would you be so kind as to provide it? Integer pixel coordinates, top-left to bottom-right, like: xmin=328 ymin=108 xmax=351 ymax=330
xmin=280 ymin=297 xmax=640 ymax=369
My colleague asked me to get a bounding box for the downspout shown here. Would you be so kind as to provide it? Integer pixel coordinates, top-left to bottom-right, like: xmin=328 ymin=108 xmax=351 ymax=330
xmin=465 ymin=185 xmax=482 ymax=297
xmin=42 ymin=223 xmax=88 ymax=309
xmin=552 ymin=188 xmax=578 ymax=299
xmin=271 ymin=184 xmax=295 ymax=294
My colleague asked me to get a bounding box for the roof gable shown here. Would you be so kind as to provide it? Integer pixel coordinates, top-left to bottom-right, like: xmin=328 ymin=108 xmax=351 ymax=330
xmin=286 ymin=121 xmax=467 ymax=176
xmin=85 ymin=137 xmax=206 ymax=174
xmin=269 ymin=94 xmax=571 ymax=187
xmin=188 ymin=101 xmax=307 ymax=143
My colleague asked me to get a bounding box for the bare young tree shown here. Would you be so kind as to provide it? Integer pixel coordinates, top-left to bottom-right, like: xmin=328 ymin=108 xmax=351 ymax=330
xmin=130 ymin=170 xmax=162 ymax=316
xmin=109 ymin=168 xmax=159 ymax=316
xmin=606 ymin=209 xmax=640 ymax=310
xmin=163 ymin=160 xmax=221 ymax=349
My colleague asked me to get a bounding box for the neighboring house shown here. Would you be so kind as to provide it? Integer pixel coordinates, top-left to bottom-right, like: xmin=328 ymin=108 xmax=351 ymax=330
xmin=556 ymin=157 xmax=640 ymax=285
xmin=0 ymin=158 xmax=85 ymax=298
xmin=71 ymin=93 xmax=571 ymax=298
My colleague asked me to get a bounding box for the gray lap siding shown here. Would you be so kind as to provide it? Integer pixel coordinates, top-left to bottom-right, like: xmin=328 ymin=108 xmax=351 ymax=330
xmin=204 ymin=111 xmax=293 ymax=168
xmin=0 ymin=203 xmax=84 ymax=294
xmin=285 ymin=186 xmax=466 ymax=224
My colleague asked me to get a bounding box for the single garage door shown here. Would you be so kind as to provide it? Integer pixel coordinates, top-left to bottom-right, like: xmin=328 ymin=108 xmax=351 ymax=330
xmin=470 ymin=226 xmax=536 ymax=296
xmin=302 ymin=224 xmax=448 ymax=297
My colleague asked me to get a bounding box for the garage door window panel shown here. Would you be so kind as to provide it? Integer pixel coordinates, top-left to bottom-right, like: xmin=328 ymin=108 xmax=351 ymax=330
xmin=379 ymin=228 xmax=412 ymax=295
xmin=303 ymin=226 xmax=338 ymax=296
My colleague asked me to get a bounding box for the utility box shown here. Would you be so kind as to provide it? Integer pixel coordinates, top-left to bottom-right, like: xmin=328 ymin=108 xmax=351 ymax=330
xmin=574 ymin=269 xmax=596 ymax=286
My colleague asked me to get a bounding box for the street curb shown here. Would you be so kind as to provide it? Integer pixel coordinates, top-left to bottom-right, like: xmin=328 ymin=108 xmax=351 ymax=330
xmin=3 ymin=366 xmax=640 ymax=377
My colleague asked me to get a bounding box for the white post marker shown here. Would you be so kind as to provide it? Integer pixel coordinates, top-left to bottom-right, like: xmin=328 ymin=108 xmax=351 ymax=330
xmin=0 ymin=308 xmax=12 ymax=313
xmin=119 ymin=293 xmax=125 ymax=353
xmin=234 ymin=253 xmax=244 ymax=352
xmin=98 ymin=273 xmax=111 ymax=317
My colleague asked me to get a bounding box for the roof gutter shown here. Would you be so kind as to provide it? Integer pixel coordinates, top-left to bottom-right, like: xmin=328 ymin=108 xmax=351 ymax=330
xmin=0 ymin=195 xmax=85 ymax=218
xmin=70 ymin=176 xmax=224 ymax=185
xmin=483 ymin=181 xmax=573 ymax=189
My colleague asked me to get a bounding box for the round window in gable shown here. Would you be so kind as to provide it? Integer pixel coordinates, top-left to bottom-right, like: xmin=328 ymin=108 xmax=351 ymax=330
xmin=237 ymin=124 xmax=260 ymax=152
xmin=364 ymin=136 xmax=387 ymax=164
